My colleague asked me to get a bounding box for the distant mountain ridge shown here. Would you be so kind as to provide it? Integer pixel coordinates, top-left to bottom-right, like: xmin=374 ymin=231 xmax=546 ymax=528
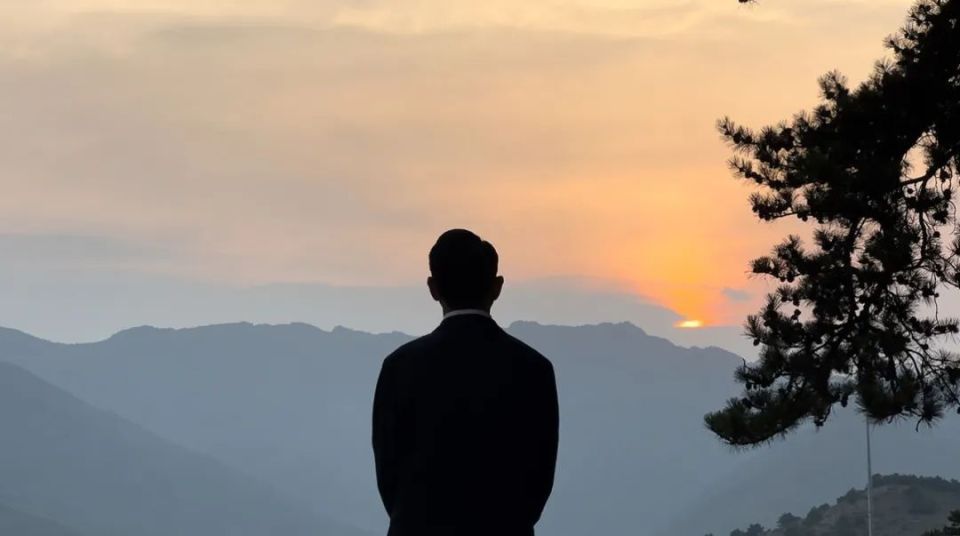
xmin=0 ymin=360 xmax=368 ymax=536
xmin=0 ymin=320 xmax=957 ymax=536
xmin=0 ymin=502 xmax=85 ymax=536
xmin=0 ymin=275 xmax=755 ymax=356
xmin=0 ymin=326 xmax=62 ymax=354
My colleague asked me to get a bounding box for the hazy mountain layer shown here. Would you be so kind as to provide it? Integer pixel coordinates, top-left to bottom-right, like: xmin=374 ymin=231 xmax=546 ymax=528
xmin=0 ymin=503 xmax=85 ymax=536
xmin=1 ymin=322 xmax=958 ymax=535
xmin=0 ymin=360 xmax=367 ymax=536
xmin=666 ymin=410 xmax=960 ymax=536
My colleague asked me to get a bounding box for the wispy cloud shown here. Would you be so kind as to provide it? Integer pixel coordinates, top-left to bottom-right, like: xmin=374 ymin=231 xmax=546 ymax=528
xmin=721 ymin=287 xmax=751 ymax=303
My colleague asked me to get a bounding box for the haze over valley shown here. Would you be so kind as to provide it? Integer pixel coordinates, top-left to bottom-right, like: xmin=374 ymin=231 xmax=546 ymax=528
xmin=1 ymin=320 xmax=957 ymax=536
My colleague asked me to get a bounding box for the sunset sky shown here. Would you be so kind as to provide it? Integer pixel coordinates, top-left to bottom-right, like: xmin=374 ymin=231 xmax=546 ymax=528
xmin=0 ymin=0 xmax=918 ymax=341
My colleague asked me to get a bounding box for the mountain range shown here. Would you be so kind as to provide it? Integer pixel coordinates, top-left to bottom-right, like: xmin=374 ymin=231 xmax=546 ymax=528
xmin=0 ymin=320 xmax=957 ymax=535
xmin=0 ymin=502 xmax=83 ymax=536
xmin=0 ymin=359 xmax=365 ymax=536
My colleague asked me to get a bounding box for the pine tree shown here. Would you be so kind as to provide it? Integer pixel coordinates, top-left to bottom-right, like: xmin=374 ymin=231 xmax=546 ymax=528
xmin=924 ymin=510 xmax=960 ymax=536
xmin=707 ymin=0 xmax=960 ymax=445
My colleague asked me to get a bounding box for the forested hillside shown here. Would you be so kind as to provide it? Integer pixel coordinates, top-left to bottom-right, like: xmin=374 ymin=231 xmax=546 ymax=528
xmin=723 ymin=475 xmax=960 ymax=536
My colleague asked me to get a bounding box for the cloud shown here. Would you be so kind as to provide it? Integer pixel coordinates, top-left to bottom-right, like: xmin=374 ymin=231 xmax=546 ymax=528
xmin=329 ymin=1 xmax=717 ymax=37
xmin=0 ymin=233 xmax=183 ymax=275
xmin=721 ymin=287 xmax=751 ymax=303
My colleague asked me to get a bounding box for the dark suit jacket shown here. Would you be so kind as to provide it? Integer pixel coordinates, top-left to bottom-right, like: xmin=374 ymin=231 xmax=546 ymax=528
xmin=372 ymin=313 xmax=559 ymax=536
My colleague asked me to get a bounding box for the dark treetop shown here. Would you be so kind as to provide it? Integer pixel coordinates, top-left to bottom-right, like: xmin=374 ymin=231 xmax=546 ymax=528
xmin=707 ymin=0 xmax=960 ymax=445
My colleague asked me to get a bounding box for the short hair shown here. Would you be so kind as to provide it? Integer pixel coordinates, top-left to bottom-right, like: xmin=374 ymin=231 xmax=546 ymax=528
xmin=429 ymin=229 xmax=499 ymax=309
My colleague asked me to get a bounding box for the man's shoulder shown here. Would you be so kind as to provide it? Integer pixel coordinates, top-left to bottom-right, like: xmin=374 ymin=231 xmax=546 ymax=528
xmin=382 ymin=326 xmax=553 ymax=371
xmin=499 ymin=331 xmax=554 ymax=371
xmin=381 ymin=332 xmax=438 ymax=367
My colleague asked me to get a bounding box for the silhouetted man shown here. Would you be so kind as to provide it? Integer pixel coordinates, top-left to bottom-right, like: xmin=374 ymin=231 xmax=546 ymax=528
xmin=372 ymin=229 xmax=559 ymax=536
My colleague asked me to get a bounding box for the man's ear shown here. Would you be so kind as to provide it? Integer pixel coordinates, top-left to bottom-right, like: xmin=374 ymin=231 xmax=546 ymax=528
xmin=427 ymin=276 xmax=441 ymax=302
xmin=490 ymin=275 xmax=504 ymax=303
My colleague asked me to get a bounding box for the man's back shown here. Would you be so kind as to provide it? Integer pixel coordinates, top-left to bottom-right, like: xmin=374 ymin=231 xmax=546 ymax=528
xmin=372 ymin=313 xmax=559 ymax=536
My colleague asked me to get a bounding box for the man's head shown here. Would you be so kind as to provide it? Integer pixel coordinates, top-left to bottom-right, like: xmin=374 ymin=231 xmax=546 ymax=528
xmin=428 ymin=229 xmax=504 ymax=312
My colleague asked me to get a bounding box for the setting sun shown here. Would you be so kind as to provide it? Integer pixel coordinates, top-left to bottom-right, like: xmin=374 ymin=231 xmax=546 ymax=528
xmin=675 ymin=320 xmax=704 ymax=329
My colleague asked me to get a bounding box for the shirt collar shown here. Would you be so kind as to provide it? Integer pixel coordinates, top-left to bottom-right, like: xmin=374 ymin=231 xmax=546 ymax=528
xmin=442 ymin=308 xmax=492 ymax=320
